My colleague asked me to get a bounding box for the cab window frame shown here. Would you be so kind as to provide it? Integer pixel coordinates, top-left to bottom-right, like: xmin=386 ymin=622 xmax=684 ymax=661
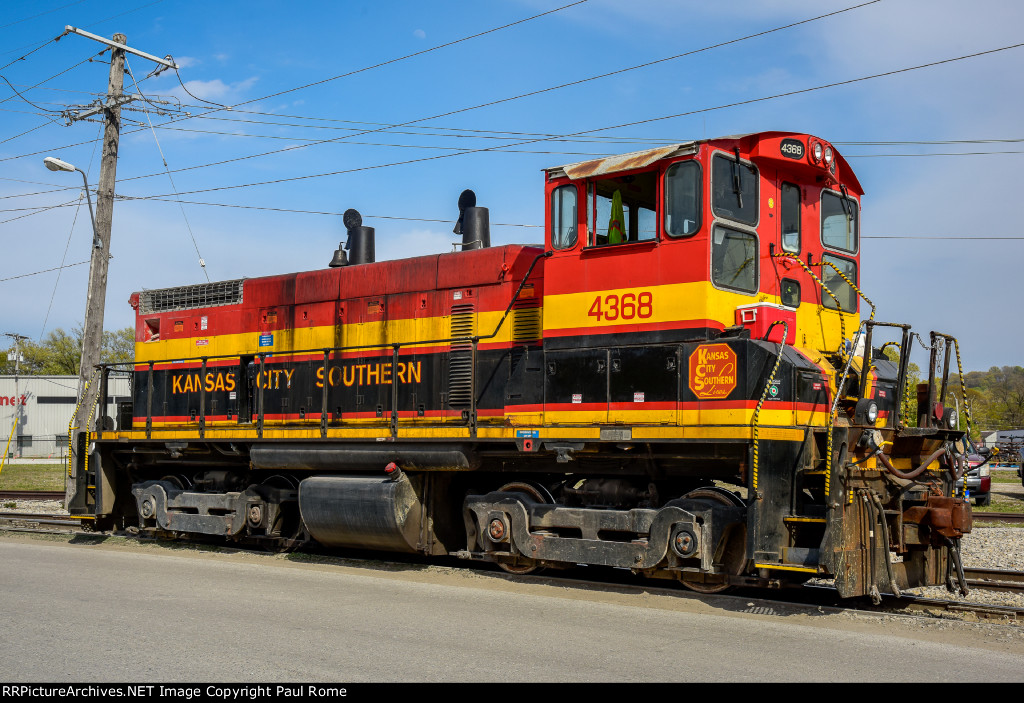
xmin=780 ymin=181 xmax=801 ymax=253
xmin=663 ymin=159 xmax=702 ymax=238
xmin=549 ymin=183 xmax=579 ymax=251
xmin=583 ymin=171 xmax=660 ymax=248
xmin=711 ymin=151 xmax=759 ymax=227
xmin=710 ymin=224 xmax=759 ymax=295
xmin=820 ymin=253 xmax=858 ymax=313
xmin=820 ymin=189 xmax=859 ymax=255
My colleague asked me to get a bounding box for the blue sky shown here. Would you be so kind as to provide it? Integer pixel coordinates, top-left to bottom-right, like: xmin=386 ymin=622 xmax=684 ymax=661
xmin=1 ymin=0 xmax=1022 ymax=374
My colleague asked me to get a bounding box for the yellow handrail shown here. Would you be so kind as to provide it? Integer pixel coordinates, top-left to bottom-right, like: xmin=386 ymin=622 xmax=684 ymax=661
xmin=0 ymin=417 xmax=18 ymax=478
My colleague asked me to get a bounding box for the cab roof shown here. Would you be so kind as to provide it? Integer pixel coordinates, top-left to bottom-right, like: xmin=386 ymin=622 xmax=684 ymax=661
xmin=545 ymin=131 xmax=863 ymax=194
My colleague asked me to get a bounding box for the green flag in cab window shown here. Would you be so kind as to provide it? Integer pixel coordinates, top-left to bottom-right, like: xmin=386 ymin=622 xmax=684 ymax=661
xmin=608 ymin=189 xmax=625 ymax=244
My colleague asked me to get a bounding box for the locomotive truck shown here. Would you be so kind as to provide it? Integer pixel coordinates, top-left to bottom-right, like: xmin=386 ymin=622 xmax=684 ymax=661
xmin=69 ymin=131 xmax=974 ymax=600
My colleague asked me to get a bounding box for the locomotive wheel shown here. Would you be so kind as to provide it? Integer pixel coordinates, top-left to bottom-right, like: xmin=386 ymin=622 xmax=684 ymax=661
xmin=677 ymin=487 xmax=748 ymax=595
xmin=159 ymin=474 xmax=191 ymax=489
xmin=495 ymin=481 xmax=552 ymax=575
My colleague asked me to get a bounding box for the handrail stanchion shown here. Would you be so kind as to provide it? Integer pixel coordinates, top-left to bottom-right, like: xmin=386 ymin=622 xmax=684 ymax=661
xmin=391 ymin=344 xmax=400 ymax=437
xmin=199 ymin=357 xmax=207 ymax=439
xmin=257 ymin=353 xmax=265 ymax=439
xmin=146 ymin=361 xmax=154 ymax=439
xmin=320 ymin=350 xmax=329 ymax=438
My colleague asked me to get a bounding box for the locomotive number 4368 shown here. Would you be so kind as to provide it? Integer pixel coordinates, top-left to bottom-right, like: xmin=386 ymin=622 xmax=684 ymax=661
xmin=587 ymin=291 xmax=653 ymax=322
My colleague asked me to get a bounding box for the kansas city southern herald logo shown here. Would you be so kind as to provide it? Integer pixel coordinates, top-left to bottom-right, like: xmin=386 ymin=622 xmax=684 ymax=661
xmin=688 ymin=343 xmax=737 ymax=399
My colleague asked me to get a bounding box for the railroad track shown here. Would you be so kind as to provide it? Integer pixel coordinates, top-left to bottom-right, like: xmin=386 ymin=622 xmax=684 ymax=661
xmin=963 ymin=567 xmax=1024 ymax=593
xmin=0 ymin=515 xmax=1020 ymax=623
xmin=887 ymin=593 xmax=1024 ymax=620
xmin=973 ymin=511 xmax=1024 ymax=524
xmin=0 ymin=490 xmax=65 ymax=502
xmin=0 ymin=512 xmax=83 ymax=530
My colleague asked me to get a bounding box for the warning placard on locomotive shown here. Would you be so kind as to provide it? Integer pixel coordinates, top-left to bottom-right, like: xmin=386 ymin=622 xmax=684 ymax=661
xmin=688 ymin=343 xmax=737 ymax=399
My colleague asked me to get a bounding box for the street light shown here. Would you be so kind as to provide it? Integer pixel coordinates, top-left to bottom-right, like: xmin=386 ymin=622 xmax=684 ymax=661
xmin=43 ymin=156 xmax=100 ymax=248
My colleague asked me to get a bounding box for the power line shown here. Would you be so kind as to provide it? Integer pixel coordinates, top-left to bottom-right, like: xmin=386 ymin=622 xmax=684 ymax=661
xmin=0 ymin=0 xmax=168 ymax=60
xmin=0 ymin=50 xmax=105 ymax=109
xmin=113 ymin=195 xmax=543 ymax=227
xmin=862 ymin=236 xmax=1024 ymax=240
xmin=0 ymin=259 xmax=90 ymax=283
xmin=847 ymin=151 xmax=1024 ymax=158
xmin=0 ymin=33 xmax=63 ymax=72
xmin=126 ymin=41 xmax=1024 ymax=201
xmin=0 ymin=198 xmax=79 ymax=224
xmin=216 ymin=0 xmax=590 ymax=110
xmin=40 ymin=122 xmax=102 ymax=340
xmin=125 ymin=59 xmax=210 ymax=281
xmin=0 ymin=1 xmax=87 ymax=31
xmin=119 ymin=116 xmax=1024 ymax=160
xmin=118 ymin=0 xmax=882 ymax=187
xmin=116 ymin=114 xmax=615 ymax=157
xmin=0 ymin=74 xmax=65 ymax=115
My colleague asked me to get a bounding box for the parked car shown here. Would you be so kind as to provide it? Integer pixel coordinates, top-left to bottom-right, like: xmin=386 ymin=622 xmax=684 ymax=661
xmin=956 ymin=439 xmax=991 ymax=506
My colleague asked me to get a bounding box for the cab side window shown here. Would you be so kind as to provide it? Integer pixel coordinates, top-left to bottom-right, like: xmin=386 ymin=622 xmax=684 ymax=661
xmin=712 ymin=226 xmax=758 ymax=293
xmin=586 ymin=171 xmax=658 ymax=246
xmin=664 ymin=161 xmax=701 ymax=237
xmin=712 ymin=153 xmax=758 ymax=226
xmin=550 ymin=185 xmax=578 ymax=250
xmin=781 ymin=182 xmax=800 ymax=253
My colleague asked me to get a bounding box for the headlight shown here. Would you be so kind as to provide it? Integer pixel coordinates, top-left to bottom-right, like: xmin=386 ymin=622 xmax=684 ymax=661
xmin=823 ymin=146 xmax=834 ymax=165
xmin=812 ymin=142 xmax=823 ymax=163
xmin=980 ymin=465 xmax=990 ymax=478
xmin=946 ymin=408 xmax=958 ymax=429
xmin=866 ymin=401 xmax=878 ymax=423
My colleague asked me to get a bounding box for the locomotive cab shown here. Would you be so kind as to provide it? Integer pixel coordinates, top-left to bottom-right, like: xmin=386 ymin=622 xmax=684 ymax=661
xmin=542 ymin=132 xmax=863 ymax=356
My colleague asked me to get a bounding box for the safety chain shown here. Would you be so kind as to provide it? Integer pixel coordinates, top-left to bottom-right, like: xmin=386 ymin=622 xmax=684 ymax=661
xmin=949 ymin=336 xmax=974 ymax=499
xmin=878 ymin=341 xmax=913 ymax=428
xmin=811 ymin=260 xmax=876 ymax=321
xmin=949 ymin=336 xmax=973 ymax=435
xmin=772 ymin=253 xmax=851 ymax=497
xmin=771 ymin=253 xmax=845 ymax=351
xmin=67 ymin=369 xmax=100 ymax=478
xmin=751 ymin=320 xmax=788 ymax=497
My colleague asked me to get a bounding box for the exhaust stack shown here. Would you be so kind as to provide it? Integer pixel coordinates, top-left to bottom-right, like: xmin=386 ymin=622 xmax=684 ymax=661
xmin=330 ymin=208 xmax=375 ymax=267
xmin=453 ymin=189 xmax=490 ymax=251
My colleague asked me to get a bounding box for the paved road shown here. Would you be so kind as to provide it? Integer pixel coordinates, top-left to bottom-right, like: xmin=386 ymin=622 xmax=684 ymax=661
xmin=1 ymin=536 xmax=1022 ymax=682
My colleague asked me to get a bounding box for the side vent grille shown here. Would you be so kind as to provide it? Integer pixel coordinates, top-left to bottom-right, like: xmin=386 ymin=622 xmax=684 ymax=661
xmin=510 ymin=300 xmax=541 ymax=370
xmin=512 ymin=306 xmax=542 ymax=343
xmin=448 ymin=303 xmax=475 ymax=409
xmin=139 ymin=280 xmax=244 ymax=314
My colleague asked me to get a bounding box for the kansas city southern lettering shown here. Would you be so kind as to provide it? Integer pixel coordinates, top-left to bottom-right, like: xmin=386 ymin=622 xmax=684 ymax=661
xmin=316 ymin=361 xmax=421 ymax=388
xmin=688 ymin=343 xmax=737 ymax=399
xmin=172 ymin=371 xmax=237 ymax=394
xmin=169 ymin=361 xmax=422 ymax=395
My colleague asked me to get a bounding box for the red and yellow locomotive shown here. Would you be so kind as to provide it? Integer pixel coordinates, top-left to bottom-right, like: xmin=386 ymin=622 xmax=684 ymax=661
xmin=72 ymin=131 xmax=973 ymax=599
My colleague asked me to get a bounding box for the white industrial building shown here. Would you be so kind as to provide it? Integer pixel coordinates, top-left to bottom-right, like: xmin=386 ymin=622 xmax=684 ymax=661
xmin=0 ymin=375 xmax=131 ymax=459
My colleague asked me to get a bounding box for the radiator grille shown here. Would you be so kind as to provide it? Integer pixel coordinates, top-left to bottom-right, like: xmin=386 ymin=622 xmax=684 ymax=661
xmin=139 ymin=280 xmax=244 ymax=314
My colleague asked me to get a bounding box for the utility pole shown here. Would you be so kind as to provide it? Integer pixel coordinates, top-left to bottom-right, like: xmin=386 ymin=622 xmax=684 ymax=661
xmin=61 ymin=28 xmax=178 ymax=513
xmin=2 ymin=333 xmax=27 ymax=458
